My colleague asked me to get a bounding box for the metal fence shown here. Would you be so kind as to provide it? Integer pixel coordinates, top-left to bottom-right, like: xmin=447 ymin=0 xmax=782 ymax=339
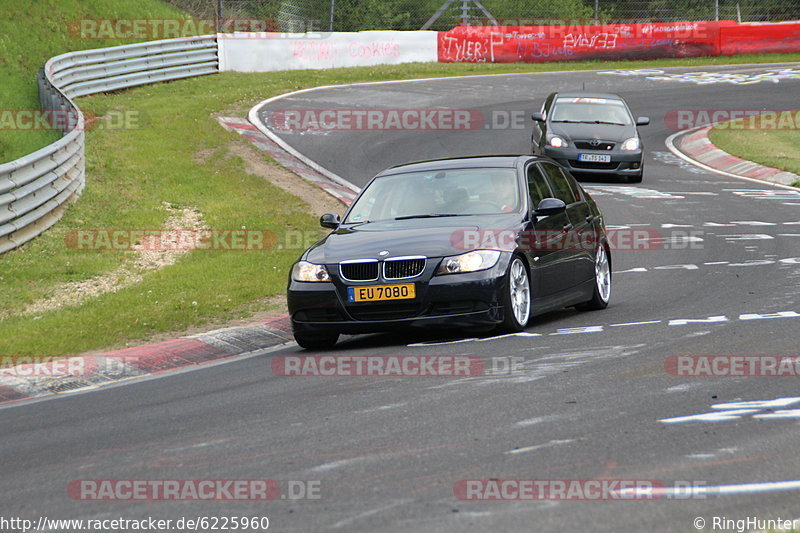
xmin=165 ymin=0 xmax=800 ymax=31
xmin=0 ymin=36 xmax=218 ymax=254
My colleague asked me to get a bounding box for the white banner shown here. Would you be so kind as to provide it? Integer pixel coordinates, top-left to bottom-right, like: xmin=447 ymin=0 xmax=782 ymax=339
xmin=218 ymin=31 xmax=438 ymax=72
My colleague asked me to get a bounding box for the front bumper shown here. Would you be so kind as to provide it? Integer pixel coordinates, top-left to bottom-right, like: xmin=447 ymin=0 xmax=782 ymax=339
xmin=288 ymin=258 xmax=510 ymax=335
xmin=543 ymin=146 xmax=643 ymax=177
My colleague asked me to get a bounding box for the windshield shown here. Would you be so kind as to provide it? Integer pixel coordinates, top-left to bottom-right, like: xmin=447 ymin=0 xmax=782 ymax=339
xmin=345 ymin=168 xmax=521 ymax=223
xmin=550 ymin=97 xmax=632 ymax=126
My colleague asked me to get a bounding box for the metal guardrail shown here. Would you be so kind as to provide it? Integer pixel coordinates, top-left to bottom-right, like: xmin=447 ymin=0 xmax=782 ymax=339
xmin=0 ymin=35 xmax=218 ymax=254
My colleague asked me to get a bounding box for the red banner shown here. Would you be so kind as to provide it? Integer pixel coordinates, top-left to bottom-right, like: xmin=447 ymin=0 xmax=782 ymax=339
xmin=438 ymin=21 xmax=729 ymax=63
xmin=720 ymin=22 xmax=800 ymax=55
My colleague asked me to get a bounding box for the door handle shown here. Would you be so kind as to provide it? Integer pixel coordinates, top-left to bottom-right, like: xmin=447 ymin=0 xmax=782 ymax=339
xmin=563 ymin=223 xmax=573 ymax=230
xmin=585 ymin=215 xmax=595 ymax=223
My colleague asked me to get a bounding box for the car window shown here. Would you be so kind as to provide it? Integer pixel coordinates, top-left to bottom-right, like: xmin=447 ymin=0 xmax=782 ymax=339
xmin=344 ymin=168 xmax=521 ymax=222
xmin=526 ymin=164 xmax=550 ymax=209
xmin=540 ymin=163 xmax=579 ymax=205
xmin=551 ymin=97 xmax=632 ymax=125
xmin=562 ymin=170 xmax=584 ymax=202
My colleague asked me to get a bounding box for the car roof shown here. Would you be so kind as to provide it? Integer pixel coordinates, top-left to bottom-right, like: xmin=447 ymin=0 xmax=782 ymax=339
xmin=554 ymin=92 xmax=625 ymax=101
xmin=377 ymin=155 xmax=538 ymax=176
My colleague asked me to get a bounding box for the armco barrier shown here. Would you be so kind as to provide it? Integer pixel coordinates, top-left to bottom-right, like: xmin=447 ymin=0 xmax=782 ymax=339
xmin=0 ymin=36 xmax=218 ymax=254
xmin=217 ymin=31 xmax=438 ymax=72
xmin=438 ymin=21 xmax=728 ymax=63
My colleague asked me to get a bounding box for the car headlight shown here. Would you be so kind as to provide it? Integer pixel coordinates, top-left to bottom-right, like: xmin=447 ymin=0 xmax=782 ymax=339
xmin=621 ymin=137 xmax=640 ymax=151
xmin=548 ymin=135 xmax=567 ymax=148
xmin=436 ymin=250 xmax=502 ymax=275
xmin=291 ymin=261 xmax=331 ymax=282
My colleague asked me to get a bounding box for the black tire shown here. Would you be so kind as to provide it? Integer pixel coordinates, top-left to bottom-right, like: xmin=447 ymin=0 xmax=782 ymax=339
xmin=498 ymin=256 xmax=531 ymax=333
xmin=294 ymin=331 xmax=339 ymax=350
xmin=577 ymin=244 xmax=611 ymax=311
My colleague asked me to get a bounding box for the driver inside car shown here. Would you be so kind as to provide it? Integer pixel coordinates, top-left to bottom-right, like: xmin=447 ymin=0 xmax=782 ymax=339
xmin=492 ymin=174 xmax=518 ymax=212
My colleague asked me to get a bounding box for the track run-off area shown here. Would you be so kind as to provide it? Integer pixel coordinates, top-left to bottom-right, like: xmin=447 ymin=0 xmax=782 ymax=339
xmin=3 ymin=63 xmax=800 ymax=532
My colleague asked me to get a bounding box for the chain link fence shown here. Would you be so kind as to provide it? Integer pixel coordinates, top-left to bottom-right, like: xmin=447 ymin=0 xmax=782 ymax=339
xmin=163 ymin=0 xmax=800 ymax=31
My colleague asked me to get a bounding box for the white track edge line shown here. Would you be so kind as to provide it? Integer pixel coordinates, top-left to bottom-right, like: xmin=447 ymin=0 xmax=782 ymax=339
xmin=248 ymin=90 xmax=361 ymax=193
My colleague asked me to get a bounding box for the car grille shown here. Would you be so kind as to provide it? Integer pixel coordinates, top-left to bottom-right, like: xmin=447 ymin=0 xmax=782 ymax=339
xmin=574 ymin=141 xmax=615 ymax=150
xmin=339 ymin=257 xmax=426 ymax=281
xmin=294 ymin=308 xmax=345 ymax=322
xmin=384 ymin=257 xmax=426 ymax=279
xmin=340 ymin=261 xmax=379 ymax=281
xmin=429 ymin=300 xmax=488 ymax=315
xmin=569 ymin=160 xmax=619 ymax=170
xmin=348 ymin=304 xmax=420 ymax=321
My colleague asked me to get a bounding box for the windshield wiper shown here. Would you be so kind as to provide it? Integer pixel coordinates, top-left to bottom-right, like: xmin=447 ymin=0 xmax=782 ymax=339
xmin=393 ymin=213 xmax=468 ymax=220
xmin=554 ymin=120 xmax=626 ymax=125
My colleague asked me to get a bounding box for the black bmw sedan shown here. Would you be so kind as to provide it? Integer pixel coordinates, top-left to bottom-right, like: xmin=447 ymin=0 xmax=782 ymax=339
xmin=531 ymin=92 xmax=649 ymax=183
xmin=287 ymin=155 xmax=611 ymax=349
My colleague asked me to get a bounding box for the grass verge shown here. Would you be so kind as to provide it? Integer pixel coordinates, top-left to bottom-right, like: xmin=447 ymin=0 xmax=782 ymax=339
xmin=0 ymin=0 xmax=193 ymax=163
xmin=709 ymin=119 xmax=800 ymax=181
xmin=3 ymin=53 xmax=800 ymax=355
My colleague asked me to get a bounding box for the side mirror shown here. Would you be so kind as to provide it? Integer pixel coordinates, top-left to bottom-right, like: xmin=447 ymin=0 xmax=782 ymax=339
xmin=320 ymin=213 xmax=341 ymax=229
xmin=534 ymin=197 xmax=567 ymax=216
xmin=636 ymin=116 xmax=650 ymax=126
xmin=531 ymin=112 xmax=545 ymax=122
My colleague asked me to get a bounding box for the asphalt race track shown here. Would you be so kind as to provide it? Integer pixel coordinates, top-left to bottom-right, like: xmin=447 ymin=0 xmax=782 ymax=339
xmin=3 ymin=63 xmax=800 ymax=532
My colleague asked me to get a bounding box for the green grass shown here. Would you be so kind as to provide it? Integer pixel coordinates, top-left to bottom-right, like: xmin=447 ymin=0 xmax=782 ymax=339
xmin=0 ymin=74 xmax=319 ymax=356
xmin=4 ymin=47 xmax=800 ymax=354
xmin=709 ymin=117 xmax=800 ymax=180
xmin=0 ymin=0 xmax=192 ymax=163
